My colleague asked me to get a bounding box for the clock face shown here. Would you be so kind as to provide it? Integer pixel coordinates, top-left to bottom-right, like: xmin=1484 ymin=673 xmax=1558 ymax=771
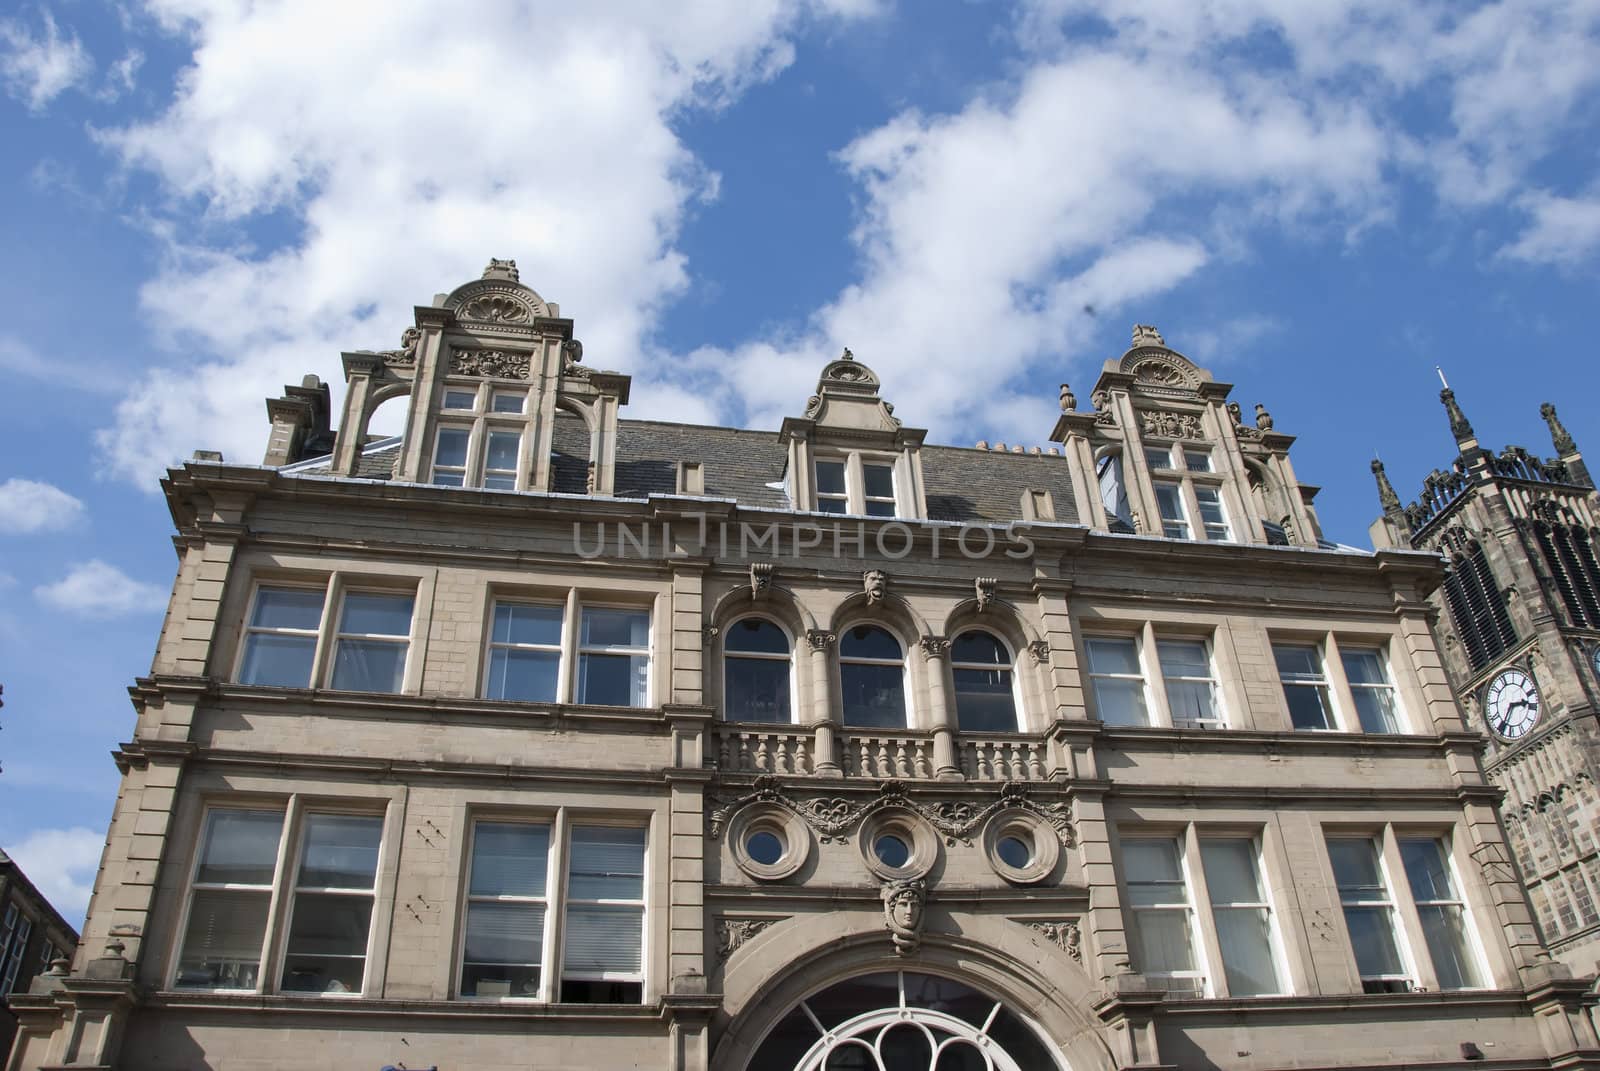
xmin=1484 ymin=668 xmax=1541 ymax=741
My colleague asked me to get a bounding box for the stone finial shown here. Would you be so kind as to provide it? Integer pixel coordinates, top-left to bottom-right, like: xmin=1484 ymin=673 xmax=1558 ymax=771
xmin=482 ymin=257 xmax=520 ymax=281
xmin=1254 ymin=403 xmax=1274 ymax=431
xmin=975 ymin=577 xmax=996 ymax=611
xmin=863 ymin=569 xmax=887 ymax=605
xmin=1542 ymin=402 xmax=1576 ymax=455
xmin=750 ymin=562 xmax=774 ymax=599
xmin=1440 ymin=388 xmax=1474 ymax=445
xmin=974 ymin=440 xmax=988 ymax=450
xmin=1372 ymin=458 xmax=1402 ymax=515
xmin=881 ymin=878 xmax=926 ymax=955
xmin=1131 ymin=324 xmax=1165 ymax=348
xmin=47 ymin=955 xmax=69 ymax=977
xmin=841 ymin=347 xmax=854 ymax=361
xmin=1059 ymin=383 xmax=1076 ymax=411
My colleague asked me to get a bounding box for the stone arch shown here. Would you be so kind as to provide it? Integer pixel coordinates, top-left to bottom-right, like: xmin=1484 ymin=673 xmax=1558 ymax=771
xmin=939 ymin=599 xmax=1051 ymax=732
xmin=550 ymin=396 xmax=598 ymax=493
xmin=354 ymin=380 xmax=412 ymax=445
xmin=713 ymin=921 xmax=1116 ymax=1071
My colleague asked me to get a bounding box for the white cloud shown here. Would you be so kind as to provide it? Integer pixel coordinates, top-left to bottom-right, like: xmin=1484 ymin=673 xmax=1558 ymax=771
xmin=0 ymin=477 xmax=86 ymax=534
xmin=34 ymin=560 xmax=167 ymax=617
xmin=0 ymin=10 xmax=93 ymax=111
xmin=94 ymin=0 xmax=877 ymax=485
xmin=3 ymin=827 xmax=103 ymax=925
xmin=1501 ymin=190 xmax=1600 ymax=265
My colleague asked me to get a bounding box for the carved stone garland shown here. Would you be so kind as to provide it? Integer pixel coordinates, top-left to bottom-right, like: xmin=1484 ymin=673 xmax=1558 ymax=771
xmin=1024 ymin=919 xmax=1082 ymax=963
xmin=1139 ymin=409 xmax=1204 ymax=441
xmin=450 ymin=347 xmax=530 ymax=380
xmin=716 ymin=917 xmax=782 ymax=961
xmin=708 ymin=776 xmax=1074 ymax=848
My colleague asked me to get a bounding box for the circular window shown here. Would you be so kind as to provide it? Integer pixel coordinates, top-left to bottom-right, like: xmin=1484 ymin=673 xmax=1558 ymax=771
xmin=747 ymin=829 xmax=785 ymax=866
xmin=874 ymin=834 xmax=911 ymax=869
xmin=858 ymin=810 xmax=937 ymax=881
xmin=982 ymin=810 xmax=1060 ymax=885
xmin=728 ymin=804 xmax=810 ymax=882
xmin=997 ymin=835 xmax=1032 ymax=869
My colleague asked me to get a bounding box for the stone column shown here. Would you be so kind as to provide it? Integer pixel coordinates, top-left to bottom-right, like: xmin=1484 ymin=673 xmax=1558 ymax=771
xmin=805 ymin=630 xmax=840 ymax=775
xmin=919 ymin=637 xmax=960 ymax=779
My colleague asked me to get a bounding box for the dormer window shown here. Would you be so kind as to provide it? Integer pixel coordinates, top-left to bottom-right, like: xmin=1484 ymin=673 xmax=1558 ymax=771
xmin=430 ymin=383 xmax=530 ymax=491
xmin=813 ymin=453 xmax=898 ymax=517
xmin=1145 ymin=441 xmax=1232 ymax=543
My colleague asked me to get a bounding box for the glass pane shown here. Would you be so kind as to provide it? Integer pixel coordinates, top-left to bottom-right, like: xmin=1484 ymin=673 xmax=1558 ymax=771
xmin=239 ymin=633 xmax=317 ymax=687
xmin=840 ymin=663 xmax=907 ymax=728
xmin=725 ymin=657 xmax=792 ymax=723
xmin=1134 ymin=910 xmax=1195 ymax=974
xmin=339 ymin=592 xmax=413 ymax=636
xmin=1200 ymin=839 xmax=1262 ymax=905
xmin=1124 ymin=839 xmax=1183 ymax=885
xmin=814 ymin=460 xmax=846 ymax=495
xmin=725 ymin=618 xmax=789 ymax=655
xmin=493 ymin=602 xmax=563 ymax=647
xmin=483 ymin=473 xmax=516 ymax=490
xmin=1417 ymin=904 xmax=1482 ymax=989
xmin=1343 ymin=906 xmax=1404 ymax=977
xmin=464 ymin=901 xmax=545 ymax=967
xmin=435 ymin=427 xmax=469 ymax=466
xmin=250 ymin=587 xmax=324 ymax=630
xmin=330 ymin=639 xmax=407 ymax=692
xmin=1214 ymin=907 xmax=1281 ymax=995
xmin=281 ymin=893 xmax=373 ymax=993
xmin=1086 ymin=637 xmax=1140 ymax=675
xmin=197 ymin=810 xmax=284 ymax=886
xmin=1399 ymin=839 xmax=1456 ymax=902
xmin=487 ymin=648 xmax=560 ymax=702
xmin=568 ymin=826 xmax=646 ymax=900
xmin=462 ymin=960 xmax=541 ymax=998
xmin=490 ymin=391 xmax=524 ymax=413
xmin=841 ymin=625 xmax=901 ymax=661
xmin=1351 ymin=687 xmax=1399 ymax=733
xmin=816 ymin=497 xmax=848 ymax=514
xmin=175 ymin=889 xmax=270 ymax=989
xmin=563 ymin=904 xmax=642 ymax=974
xmin=1157 ymin=640 xmax=1208 ymax=678
xmin=864 ymin=499 xmax=896 ymax=517
xmin=1195 ymin=487 xmax=1227 ymax=525
xmin=577 ymin=652 xmax=649 ymax=706
xmin=1329 ymin=840 xmax=1385 ymax=893
xmin=443 ymin=390 xmax=475 ymax=410
xmin=485 ymin=430 xmax=520 ymax=471
xmin=1273 ymin=645 xmax=1321 ymax=679
xmin=862 ymin=463 xmax=894 ymax=499
xmin=297 ymin=814 xmax=383 ymax=889
xmin=1154 ymin=483 xmax=1186 ymax=521
xmin=952 ymin=631 xmax=1007 ymax=665
xmin=1166 ymin=679 xmax=1217 ymax=725
xmin=432 ymin=470 xmax=465 ymax=487
xmin=1341 ymin=649 xmax=1388 ymax=686
xmin=1284 ymin=683 xmax=1331 ymax=730
xmin=1093 ymin=677 xmax=1149 ymax=726
xmin=470 ymin=823 xmax=549 ymax=897
xmin=953 ymin=668 xmax=1017 ymax=732
xmin=582 ymin=608 xmax=649 ymax=649
xmin=1184 ymin=450 xmax=1212 ymax=472
xmin=1145 ymin=448 xmax=1174 ymax=471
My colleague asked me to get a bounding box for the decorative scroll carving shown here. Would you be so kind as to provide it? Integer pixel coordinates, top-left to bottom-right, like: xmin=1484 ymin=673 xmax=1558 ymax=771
xmin=1025 ymin=919 xmax=1082 ymax=962
xmin=450 ymin=348 xmax=530 ymax=379
xmin=863 ymin=569 xmax=887 ymax=605
xmin=717 ymin=917 xmax=778 ymax=960
xmin=461 ymin=293 xmax=533 ymax=324
xmin=380 ymin=327 xmax=421 ymax=366
xmin=703 ymin=625 xmax=720 ymax=646
xmin=882 ymin=879 xmax=926 ymax=955
xmin=806 ymin=629 xmax=836 ymax=652
xmin=804 ymin=394 xmax=822 ymax=417
xmin=1139 ymin=410 xmax=1204 ymax=440
xmin=750 ymin=562 xmax=774 ymax=598
xmin=975 ymin=577 xmax=996 ymax=612
xmin=1059 ymin=383 xmax=1076 ymax=412
xmin=919 ymin=636 xmax=951 ymax=659
xmin=707 ymin=776 xmax=1074 ymax=848
xmin=1130 ymin=357 xmax=1197 ymax=391
xmin=1028 ymin=640 xmax=1050 ymax=665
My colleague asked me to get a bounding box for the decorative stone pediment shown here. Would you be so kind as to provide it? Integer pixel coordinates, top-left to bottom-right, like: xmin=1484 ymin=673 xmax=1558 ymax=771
xmin=441 ymin=259 xmax=554 ymax=330
xmin=1115 ymin=325 xmax=1205 ymax=397
xmin=791 ymin=348 xmax=914 ymax=438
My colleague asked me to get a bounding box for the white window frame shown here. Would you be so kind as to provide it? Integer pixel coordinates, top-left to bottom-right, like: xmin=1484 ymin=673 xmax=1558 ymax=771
xmin=1120 ymin=834 xmax=1207 ymax=997
xmin=278 ymin=813 xmax=385 ymax=997
xmin=576 ymin=602 xmax=653 ymax=708
xmin=1141 ymin=441 xmax=1233 ymax=542
xmin=328 ymin=589 xmax=415 ymax=694
xmin=1326 ymin=833 xmax=1417 ymax=993
xmin=1152 ymin=480 xmax=1192 ymax=540
xmin=235 ymin=577 xmax=420 ymax=694
xmin=1339 ymin=644 xmax=1405 ymax=734
xmin=1272 ymin=634 xmax=1411 ymax=735
xmin=1193 ymin=485 xmax=1232 ymax=542
xmin=456 ymin=810 xmax=651 ymax=1005
xmin=483 ymin=599 xmax=568 ymax=704
xmin=948 ymin=628 xmax=1022 ymax=733
xmin=169 ymin=799 xmax=390 ymax=997
xmin=1396 ymin=834 xmax=1489 ymax=991
xmin=1156 ymin=636 xmax=1225 ymax=730
xmin=0 ymin=904 xmax=32 ymax=995
xmin=837 ymin=622 xmax=912 ymax=729
xmin=428 ymin=381 xmax=532 ymax=491
xmin=480 ymin=593 xmax=656 ymax=709
xmin=1084 ymin=634 xmax=1152 ymax=727
xmin=1273 ymin=640 xmax=1338 ymax=732
xmin=1194 ymin=834 xmax=1287 ymax=997
xmin=721 ymin=615 xmax=797 ymax=725
xmin=812 ymin=451 xmax=900 ymax=517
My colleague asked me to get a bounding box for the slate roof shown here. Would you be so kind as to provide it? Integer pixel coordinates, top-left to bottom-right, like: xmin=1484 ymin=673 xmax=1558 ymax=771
xmin=287 ymin=417 xmax=1080 ymax=525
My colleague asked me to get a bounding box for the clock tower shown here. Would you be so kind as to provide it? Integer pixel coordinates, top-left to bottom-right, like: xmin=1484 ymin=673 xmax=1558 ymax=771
xmin=1371 ymin=391 xmax=1600 ymax=974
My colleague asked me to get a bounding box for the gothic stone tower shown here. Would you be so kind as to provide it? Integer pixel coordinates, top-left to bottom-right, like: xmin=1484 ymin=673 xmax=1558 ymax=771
xmin=1371 ymin=392 xmax=1600 ymax=975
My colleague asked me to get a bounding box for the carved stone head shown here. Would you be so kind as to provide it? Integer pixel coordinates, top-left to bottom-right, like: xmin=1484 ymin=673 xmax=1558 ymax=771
xmin=863 ymin=569 xmax=887 ymax=605
xmin=975 ymin=577 xmax=996 ymax=612
xmin=881 ymin=878 xmax=926 ymax=955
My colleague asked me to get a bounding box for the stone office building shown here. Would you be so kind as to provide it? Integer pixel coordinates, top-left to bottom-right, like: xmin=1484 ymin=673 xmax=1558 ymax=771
xmin=0 ymin=849 xmax=78 ymax=1063
xmin=1371 ymin=392 xmax=1600 ymax=979
xmin=10 ymin=260 xmax=1600 ymax=1070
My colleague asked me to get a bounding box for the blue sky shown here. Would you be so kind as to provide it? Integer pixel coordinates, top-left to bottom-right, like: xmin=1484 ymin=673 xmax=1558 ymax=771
xmin=1 ymin=0 xmax=1598 ymax=922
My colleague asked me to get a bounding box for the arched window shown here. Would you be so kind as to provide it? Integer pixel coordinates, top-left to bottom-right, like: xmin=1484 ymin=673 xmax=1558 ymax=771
xmin=723 ymin=618 xmax=792 ymax=724
xmin=840 ymin=625 xmax=907 ymax=728
xmin=951 ymin=630 xmax=1018 ymax=732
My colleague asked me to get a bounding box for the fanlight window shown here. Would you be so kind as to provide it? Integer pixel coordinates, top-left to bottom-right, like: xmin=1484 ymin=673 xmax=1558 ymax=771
xmin=724 ymin=618 xmax=793 ymax=724
xmin=840 ymin=626 xmax=907 ymax=729
xmin=749 ymin=971 xmax=1062 ymax=1071
xmin=951 ymin=631 xmax=1018 ymax=732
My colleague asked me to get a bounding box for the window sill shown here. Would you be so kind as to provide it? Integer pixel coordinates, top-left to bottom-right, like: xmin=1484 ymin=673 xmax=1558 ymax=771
xmin=211 ymin=682 xmax=678 ymax=725
xmin=1153 ymin=987 xmax=1530 ymax=1015
xmin=146 ymin=990 xmax=667 ymax=1019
